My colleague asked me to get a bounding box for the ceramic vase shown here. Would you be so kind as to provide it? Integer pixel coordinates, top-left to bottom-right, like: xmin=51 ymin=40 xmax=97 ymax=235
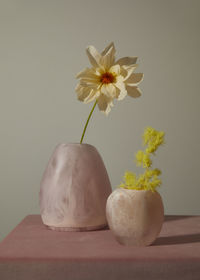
xmin=106 ymin=188 xmax=164 ymax=246
xmin=39 ymin=143 xmax=112 ymax=231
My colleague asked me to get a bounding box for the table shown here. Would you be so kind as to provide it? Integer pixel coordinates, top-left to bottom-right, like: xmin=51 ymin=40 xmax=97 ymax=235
xmin=0 ymin=215 xmax=200 ymax=280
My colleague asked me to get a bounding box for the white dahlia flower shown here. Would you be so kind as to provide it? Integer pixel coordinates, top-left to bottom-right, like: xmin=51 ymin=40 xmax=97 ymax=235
xmin=76 ymin=42 xmax=143 ymax=115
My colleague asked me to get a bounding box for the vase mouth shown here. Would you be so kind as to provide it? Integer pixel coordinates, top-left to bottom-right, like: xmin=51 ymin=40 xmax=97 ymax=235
xmin=119 ymin=187 xmax=154 ymax=193
xmin=58 ymin=142 xmax=95 ymax=148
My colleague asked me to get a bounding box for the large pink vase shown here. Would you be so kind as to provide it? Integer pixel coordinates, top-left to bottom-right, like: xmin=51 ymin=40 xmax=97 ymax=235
xmin=39 ymin=143 xmax=112 ymax=231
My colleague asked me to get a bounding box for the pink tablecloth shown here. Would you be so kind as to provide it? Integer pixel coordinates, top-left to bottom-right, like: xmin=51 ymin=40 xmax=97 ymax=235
xmin=0 ymin=215 xmax=200 ymax=280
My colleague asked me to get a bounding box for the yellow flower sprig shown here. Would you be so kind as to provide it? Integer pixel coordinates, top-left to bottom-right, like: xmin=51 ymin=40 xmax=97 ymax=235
xmin=119 ymin=127 xmax=165 ymax=192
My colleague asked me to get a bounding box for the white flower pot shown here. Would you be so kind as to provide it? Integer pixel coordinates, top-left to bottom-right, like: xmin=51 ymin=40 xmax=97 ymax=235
xmin=39 ymin=143 xmax=112 ymax=231
xmin=106 ymin=188 xmax=164 ymax=246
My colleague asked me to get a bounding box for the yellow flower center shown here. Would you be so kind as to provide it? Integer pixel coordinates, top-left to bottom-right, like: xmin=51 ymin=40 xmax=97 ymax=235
xmin=100 ymin=72 xmax=115 ymax=84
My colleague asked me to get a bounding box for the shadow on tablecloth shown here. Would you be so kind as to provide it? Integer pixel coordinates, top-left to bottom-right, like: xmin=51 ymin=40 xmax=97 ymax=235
xmin=164 ymin=215 xmax=195 ymax=222
xmin=153 ymin=233 xmax=200 ymax=246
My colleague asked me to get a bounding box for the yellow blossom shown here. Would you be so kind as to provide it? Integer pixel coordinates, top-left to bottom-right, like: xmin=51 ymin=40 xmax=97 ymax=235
xmin=119 ymin=127 xmax=165 ymax=192
xmin=135 ymin=150 xmax=144 ymax=166
xmin=143 ymin=127 xmax=165 ymax=154
xmin=136 ymin=150 xmax=152 ymax=168
xmin=120 ymin=171 xmax=136 ymax=188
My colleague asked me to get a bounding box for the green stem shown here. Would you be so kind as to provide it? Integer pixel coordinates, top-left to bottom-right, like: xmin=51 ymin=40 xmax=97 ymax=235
xmin=80 ymin=100 xmax=98 ymax=144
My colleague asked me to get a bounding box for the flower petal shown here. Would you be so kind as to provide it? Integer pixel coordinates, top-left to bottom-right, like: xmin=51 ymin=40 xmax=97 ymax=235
xmin=79 ymin=76 xmax=99 ymax=84
xmin=116 ymin=57 xmax=138 ymax=66
xmin=95 ymin=67 xmax=106 ymax=76
xmin=125 ymin=73 xmax=144 ymax=85
xmin=121 ymin=64 xmax=138 ymax=80
xmin=86 ymin=45 xmax=101 ymax=68
xmin=76 ymin=67 xmax=98 ymax=79
xmin=100 ymin=54 xmax=115 ymax=70
xmin=79 ymin=80 xmax=99 ymax=89
xmin=101 ymin=83 xmax=116 ymax=98
xmin=115 ymin=77 xmax=127 ymax=100
xmin=101 ymin=42 xmax=115 ymax=56
xmin=84 ymin=90 xmax=100 ymax=104
xmin=97 ymin=94 xmax=113 ymax=115
xmin=109 ymin=64 xmax=121 ymax=75
xmin=126 ymin=86 xmax=142 ymax=98
xmin=100 ymin=44 xmax=116 ymax=70
xmin=76 ymin=85 xmax=93 ymax=102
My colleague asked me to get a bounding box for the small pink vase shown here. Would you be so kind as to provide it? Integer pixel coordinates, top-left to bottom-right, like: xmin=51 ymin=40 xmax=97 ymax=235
xmin=106 ymin=188 xmax=164 ymax=246
xmin=39 ymin=143 xmax=112 ymax=231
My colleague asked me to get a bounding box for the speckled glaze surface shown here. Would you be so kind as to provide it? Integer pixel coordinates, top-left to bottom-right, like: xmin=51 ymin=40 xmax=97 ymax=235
xmin=39 ymin=143 xmax=112 ymax=231
xmin=106 ymin=188 xmax=164 ymax=246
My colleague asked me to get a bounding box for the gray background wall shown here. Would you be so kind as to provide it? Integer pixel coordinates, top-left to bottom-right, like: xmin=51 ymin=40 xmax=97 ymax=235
xmin=0 ymin=0 xmax=199 ymax=241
